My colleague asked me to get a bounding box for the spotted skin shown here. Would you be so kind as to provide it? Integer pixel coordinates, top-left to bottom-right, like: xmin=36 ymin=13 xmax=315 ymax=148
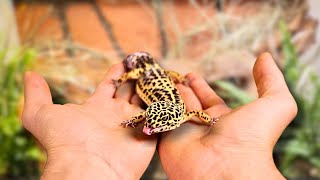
xmin=116 ymin=52 xmax=218 ymax=135
xmin=122 ymin=111 xmax=146 ymax=128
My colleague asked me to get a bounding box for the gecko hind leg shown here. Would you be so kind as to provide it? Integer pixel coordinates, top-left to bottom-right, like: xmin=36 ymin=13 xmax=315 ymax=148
xmin=184 ymin=110 xmax=218 ymax=125
xmin=121 ymin=111 xmax=146 ymax=128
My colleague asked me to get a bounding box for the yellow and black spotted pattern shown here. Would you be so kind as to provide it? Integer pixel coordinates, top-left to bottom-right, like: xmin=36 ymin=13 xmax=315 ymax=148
xmin=114 ymin=52 xmax=217 ymax=135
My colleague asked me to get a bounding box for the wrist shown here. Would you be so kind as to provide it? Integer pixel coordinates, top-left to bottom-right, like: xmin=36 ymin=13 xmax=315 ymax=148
xmin=206 ymin=134 xmax=285 ymax=179
xmin=218 ymin=151 xmax=285 ymax=180
xmin=41 ymin=150 xmax=118 ymax=180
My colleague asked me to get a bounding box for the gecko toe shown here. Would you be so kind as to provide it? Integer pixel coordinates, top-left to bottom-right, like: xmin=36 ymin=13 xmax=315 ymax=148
xmin=210 ymin=117 xmax=219 ymax=125
xmin=112 ymin=79 xmax=121 ymax=88
xmin=121 ymin=120 xmax=137 ymax=128
xmin=182 ymin=78 xmax=191 ymax=86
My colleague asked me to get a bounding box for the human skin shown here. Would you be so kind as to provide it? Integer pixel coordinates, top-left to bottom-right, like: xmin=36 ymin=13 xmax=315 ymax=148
xmin=158 ymin=52 xmax=297 ymax=179
xmin=22 ymin=64 xmax=157 ymax=179
xmin=22 ymin=52 xmax=297 ymax=179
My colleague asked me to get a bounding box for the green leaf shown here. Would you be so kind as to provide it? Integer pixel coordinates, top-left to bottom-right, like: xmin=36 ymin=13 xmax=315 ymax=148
xmin=215 ymin=80 xmax=254 ymax=106
xmin=280 ymin=21 xmax=300 ymax=86
xmin=310 ymin=157 xmax=320 ymax=168
xmin=0 ymin=116 xmax=21 ymax=137
xmin=284 ymin=139 xmax=312 ymax=157
xmin=0 ymin=43 xmax=40 ymax=178
xmin=15 ymin=136 xmax=27 ymax=147
xmin=26 ymin=147 xmax=45 ymax=161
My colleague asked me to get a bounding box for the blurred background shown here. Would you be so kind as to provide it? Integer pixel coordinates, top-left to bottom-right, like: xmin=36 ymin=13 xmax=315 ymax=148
xmin=1 ymin=0 xmax=320 ymax=179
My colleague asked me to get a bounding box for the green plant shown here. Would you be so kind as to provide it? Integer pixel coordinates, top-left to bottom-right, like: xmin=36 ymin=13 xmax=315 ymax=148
xmin=0 ymin=47 xmax=44 ymax=179
xmin=213 ymin=80 xmax=254 ymax=108
xmin=276 ymin=22 xmax=320 ymax=178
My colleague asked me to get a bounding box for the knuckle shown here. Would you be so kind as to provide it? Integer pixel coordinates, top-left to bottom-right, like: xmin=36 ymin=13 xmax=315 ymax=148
xmin=277 ymin=94 xmax=298 ymax=120
xmin=21 ymin=110 xmax=32 ymax=130
xmin=21 ymin=104 xmax=51 ymax=131
xmin=287 ymin=95 xmax=298 ymax=118
xmin=35 ymin=105 xmax=53 ymax=119
xmin=32 ymin=104 xmax=62 ymax=127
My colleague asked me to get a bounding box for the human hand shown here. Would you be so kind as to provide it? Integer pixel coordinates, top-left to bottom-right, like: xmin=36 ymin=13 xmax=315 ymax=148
xmin=158 ymin=53 xmax=297 ymax=179
xmin=22 ymin=64 xmax=157 ymax=179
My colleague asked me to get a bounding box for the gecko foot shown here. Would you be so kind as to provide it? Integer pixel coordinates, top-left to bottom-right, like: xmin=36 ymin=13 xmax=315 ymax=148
xmin=112 ymin=79 xmax=121 ymax=89
xmin=121 ymin=120 xmax=137 ymax=128
xmin=182 ymin=78 xmax=190 ymax=86
xmin=209 ymin=117 xmax=219 ymax=125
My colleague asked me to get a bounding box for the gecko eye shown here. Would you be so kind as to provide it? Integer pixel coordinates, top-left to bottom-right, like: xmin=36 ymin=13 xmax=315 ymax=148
xmin=123 ymin=54 xmax=138 ymax=70
xmin=123 ymin=51 xmax=154 ymax=71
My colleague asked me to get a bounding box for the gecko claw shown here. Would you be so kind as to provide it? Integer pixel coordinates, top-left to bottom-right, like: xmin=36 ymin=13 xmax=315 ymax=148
xmin=182 ymin=78 xmax=190 ymax=86
xmin=112 ymin=79 xmax=121 ymax=89
xmin=121 ymin=120 xmax=137 ymax=128
xmin=209 ymin=117 xmax=219 ymax=125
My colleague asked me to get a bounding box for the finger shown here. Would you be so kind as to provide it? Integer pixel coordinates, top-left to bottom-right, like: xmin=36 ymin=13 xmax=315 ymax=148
xmin=206 ymin=104 xmax=232 ymax=119
xmin=253 ymin=52 xmax=297 ymax=122
xmin=114 ymin=81 xmax=135 ymax=101
xmin=176 ymin=84 xmax=202 ymax=111
xmin=160 ymin=85 xmax=226 ymax=149
xmin=253 ymin=53 xmax=292 ymax=99
xmin=89 ymin=63 xmax=125 ymax=100
xmin=227 ymin=53 xmax=297 ymax=141
xmin=186 ymin=73 xmax=226 ymax=109
xmin=22 ymin=72 xmax=53 ymax=131
xmin=130 ymin=94 xmax=145 ymax=107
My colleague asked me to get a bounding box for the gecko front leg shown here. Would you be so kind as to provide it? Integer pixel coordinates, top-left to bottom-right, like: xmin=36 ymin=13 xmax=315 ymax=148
xmin=184 ymin=110 xmax=218 ymax=125
xmin=121 ymin=111 xmax=146 ymax=128
xmin=113 ymin=68 xmax=144 ymax=88
xmin=165 ymin=70 xmax=189 ymax=85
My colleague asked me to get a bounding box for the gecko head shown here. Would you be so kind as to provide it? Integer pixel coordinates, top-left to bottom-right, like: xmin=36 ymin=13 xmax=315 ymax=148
xmin=143 ymin=101 xmax=183 ymax=135
xmin=123 ymin=51 xmax=154 ymax=70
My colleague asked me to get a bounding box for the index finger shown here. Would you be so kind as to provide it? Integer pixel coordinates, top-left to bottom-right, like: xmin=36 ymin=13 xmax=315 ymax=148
xmin=87 ymin=63 xmax=125 ymax=102
xmin=186 ymin=73 xmax=226 ymax=109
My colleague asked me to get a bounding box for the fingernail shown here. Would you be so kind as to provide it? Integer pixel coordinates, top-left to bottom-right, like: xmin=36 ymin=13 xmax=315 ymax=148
xmin=24 ymin=71 xmax=33 ymax=84
xmin=259 ymin=52 xmax=273 ymax=61
xmin=24 ymin=71 xmax=43 ymax=87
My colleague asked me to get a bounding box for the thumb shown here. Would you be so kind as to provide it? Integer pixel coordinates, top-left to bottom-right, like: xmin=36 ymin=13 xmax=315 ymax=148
xmin=22 ymin=72 xmax=52 ymax=131
xmin=253 ymin=52 xmax=297 ymax=120
xmin=221 ymin=53 xmax=297 ymax=147
xmin=240 ymin=53 xmax=297 ymax=141
xmin=254 ymin=52 xmax=290 ymax=99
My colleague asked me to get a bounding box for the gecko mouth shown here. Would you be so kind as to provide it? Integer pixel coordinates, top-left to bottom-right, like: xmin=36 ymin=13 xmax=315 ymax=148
xmin=143 ymin=126 xmax=162 ymax=135
xmin=143 ymin=126 xmax=154 ymax=135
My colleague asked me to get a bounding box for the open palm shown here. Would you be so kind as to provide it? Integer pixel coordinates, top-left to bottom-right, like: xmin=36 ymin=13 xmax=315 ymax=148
xmin=158 ymin=53 xmax=297 ymax=179
xmin=22 ymin=64 xmax=157 ymax=179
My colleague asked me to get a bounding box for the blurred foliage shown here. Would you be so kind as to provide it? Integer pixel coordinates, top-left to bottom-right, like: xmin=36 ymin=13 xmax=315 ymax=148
xmin=214 ymin=80 xmax=254 ymax=108
xmin=0 ymin=47 xmax=44 ymax=179
xmin=276 ymin=22 xmax=320 ymax=178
